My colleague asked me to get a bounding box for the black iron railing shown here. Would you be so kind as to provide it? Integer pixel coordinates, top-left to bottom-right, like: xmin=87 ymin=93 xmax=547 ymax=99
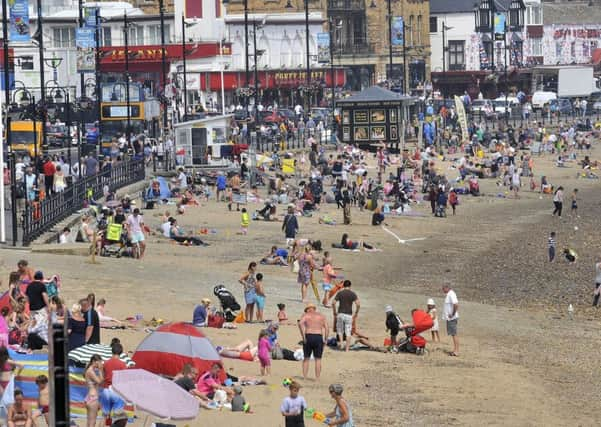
xmin=22 ymin=159 xmax=145 ymax=246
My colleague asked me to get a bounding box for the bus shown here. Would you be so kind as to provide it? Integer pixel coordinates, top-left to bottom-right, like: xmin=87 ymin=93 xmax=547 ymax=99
xmin=8 ymin=120 xmax=44 ymax=157
xmin=98 ymin=82 xmax=161 ymax=155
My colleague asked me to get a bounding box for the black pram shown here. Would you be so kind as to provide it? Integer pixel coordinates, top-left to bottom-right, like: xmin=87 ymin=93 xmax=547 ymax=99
xmin=213 ymin=285 xmax=241 ymax=322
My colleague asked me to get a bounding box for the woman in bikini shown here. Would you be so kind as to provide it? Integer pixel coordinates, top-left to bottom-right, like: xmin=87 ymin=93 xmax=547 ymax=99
xmin=84 ymin=354 xmax=104 ymax=427
xmin=0 ymin=346 xmax=24 ymax=396
xmin=297 ymin=245 xmax=316 ymax=303
xmin=8 ymin=389 xmax=32 ymax=427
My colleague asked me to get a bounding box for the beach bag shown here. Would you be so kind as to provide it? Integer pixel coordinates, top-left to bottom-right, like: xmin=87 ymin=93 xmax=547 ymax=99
xmin=234 ymin=311 xmax=245 ymax=323
xmin=207 ymin=313 xmax=225 ymax=328
xmin=292 ymin=260 xmax=300 ymax=273
xmin=45 ymin=279 xmax=59 ymax=299
xmin=271 ymin=345 xmax=284 ymax=360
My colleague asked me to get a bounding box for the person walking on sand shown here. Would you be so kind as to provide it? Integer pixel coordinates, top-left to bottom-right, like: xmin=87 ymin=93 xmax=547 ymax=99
xmin=571 ymin=188 xmax=578 ymax=217
xmin=593 ymin=256 xmax=601 ymax=307
xmin=552 ymin=186 xmax=564 ymax=217
xmin=298 ymin=304 xmax=328 ymax=380
xmin=548 ymin=231 xmax=556 ymax=262
xmin=297 ymin=246 xmax=316 ymax=303
xmin=442 ymin=284 xmax=459 ymax=356
xmin=239 ymin=262 xmax=257 ymax=322
xmin=283 ymin=205 xmax=299 ymax=245
xmin=333 ymin=280 xmax=360 ymax=352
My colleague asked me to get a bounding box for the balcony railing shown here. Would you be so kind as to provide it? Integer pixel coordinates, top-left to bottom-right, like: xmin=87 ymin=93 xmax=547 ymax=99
xmin=337 ymin=42 xmax=375 ymax=55
xmin=328 ymin=0 xmax=365 ymax=11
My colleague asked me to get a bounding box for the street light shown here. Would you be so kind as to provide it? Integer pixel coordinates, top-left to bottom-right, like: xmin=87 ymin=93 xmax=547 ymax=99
xmin=441 ymin=24 xmax=453 ymax=99
xmin=474 ymin=0 xmax=524 ymax=121
xmin=286 ymin=0 xmax=311 ymax=115
xmin=122 ymin=12 xmax=134 ymax=145
xmin=370 ymin=0 xmax=407 ymax=94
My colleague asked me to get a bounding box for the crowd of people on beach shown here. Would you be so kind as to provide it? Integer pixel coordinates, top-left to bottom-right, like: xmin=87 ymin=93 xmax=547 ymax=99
xmin=1 ymin=99 xmax=600 ymax=426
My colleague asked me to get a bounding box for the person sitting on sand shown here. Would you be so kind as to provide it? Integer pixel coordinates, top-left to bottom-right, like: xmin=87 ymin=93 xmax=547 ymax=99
xmin=217 ymin=339 xmax=258 ymax=361
xmin=182 ymin=189 xmax=200 ymax=206
xmin=96 ymin=299 xmax=122 ymax=327
xmin=196 ymin=363 xmax=234 ymax=401
xmin=261 ymin=246 xmax=289 ymax=266
xmin=371 ymin=207 xmax=385 ymax=225
xmin=173 ymin=363 xmax=213 ymax=409
xmin=168 ymin=218 xmax=208 ymax=246
xmin=8 ymin=389 xmax=32 ymax=427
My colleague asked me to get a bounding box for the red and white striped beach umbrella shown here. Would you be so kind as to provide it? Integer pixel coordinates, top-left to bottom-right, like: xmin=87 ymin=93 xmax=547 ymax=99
xmin=132 ymin=322 xmax=224 ymax=379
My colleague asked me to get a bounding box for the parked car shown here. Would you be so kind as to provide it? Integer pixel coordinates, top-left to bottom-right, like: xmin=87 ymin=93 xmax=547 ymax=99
xmin=549 ymin=98 xmax=573 ymax=115
xmin=531 ymin=91 xmax=557 ymax=111
xmin=278 ymin=108 xmax=296 ymax=121
xmin=310 ymin=107 xmax=330 ymax=125
xmin=46 ymin=124 xmax=69 ymax=147
xmin=590 ymin=92 xmax=601 ymax=111
xmin=470 ymin=99 xmax=496 ymax=118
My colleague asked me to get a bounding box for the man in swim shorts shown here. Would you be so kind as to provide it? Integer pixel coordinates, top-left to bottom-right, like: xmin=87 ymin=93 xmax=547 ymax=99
xmin=298 ymin=303 xmax=328 ymax=380
xmin=126 ymin=208 xmax=146 ymax=259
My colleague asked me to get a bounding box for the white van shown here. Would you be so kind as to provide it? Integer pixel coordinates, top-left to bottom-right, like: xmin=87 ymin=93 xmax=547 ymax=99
xmin=532 ymin=91 xmax=557 ymax=111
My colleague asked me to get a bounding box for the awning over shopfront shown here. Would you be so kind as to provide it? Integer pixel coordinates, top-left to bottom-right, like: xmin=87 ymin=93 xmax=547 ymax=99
xmin=195 ymin=68 xmax=347 ymax=91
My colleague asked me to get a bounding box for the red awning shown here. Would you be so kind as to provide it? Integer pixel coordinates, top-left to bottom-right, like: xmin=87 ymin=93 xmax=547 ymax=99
xmin=199 ymin=69 xmax=346 ymax=91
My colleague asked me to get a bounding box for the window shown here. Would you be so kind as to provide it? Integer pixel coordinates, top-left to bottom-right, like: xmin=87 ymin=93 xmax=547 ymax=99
xmin=352 ymin=15 xmax=366 ymax=45
xmin=526 ymin=5 xmax=542 ymax=25
xmin=530 ymin=37 xmax=542 ymax=56
xmin=146 ymin=24 xmax=170 ymax=45
xmin=100 ymin=27 xmax=112 ymax=47
xmin=408 ymin=15 xmax=414 ymax=46
xmin=511 ymin=41 xmax=523 ymax=65
xmin=53 ymin=27 xmax=75 ymax=48
xmin=127 ymin=25 xmax=144 ymax=45
xmin=448 ymin=40 xmax=465 ymax=70
xmin=429 ymin=16 xmax=437 ymax=33
xmin=417 ymin=15 xmax=422 ymax=45
xmin=482 ymin=41 xmax=492 ymax=69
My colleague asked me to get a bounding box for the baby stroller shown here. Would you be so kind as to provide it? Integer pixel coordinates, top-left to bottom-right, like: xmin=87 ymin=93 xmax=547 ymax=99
xmin=213 ymin=285 xmax=241 ymax=322
xmin=398 ymin=309 xmax=433 ymax=355
xmin=99 ymin=223 xmax=126 ymax=258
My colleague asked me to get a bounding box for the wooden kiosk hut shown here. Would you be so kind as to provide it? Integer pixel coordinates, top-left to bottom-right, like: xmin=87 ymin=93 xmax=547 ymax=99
xmin=336 ymin=85 xmax=415 ymax=152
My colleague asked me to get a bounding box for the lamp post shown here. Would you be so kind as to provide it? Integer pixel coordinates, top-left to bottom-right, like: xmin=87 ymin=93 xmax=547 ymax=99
xmin=35 ymin=0 xmax=48 ymax=150
xmin=78 ymin=0 xmax=85 ymax=97
xmin=286 ymin=0 xmax=311 ymax=115
xmin=159 ymin=0 xmax=168 ymax=133
xmin=328 ymin=18 xmax=339 ymax=130
xmin=181 ymin=15 xmax=188 ymax=121
xmin=1 ymin=0 xmax=10 ymax=108
xmin=475 ymin=0 xmax=524 ymax=118
xmin=95 ymin=9 xmax=102 ymax=148
xmin=123 ymin=12 xmax=132 ymax=146
xmin=441 ymin=24 xmax=453 ymax=99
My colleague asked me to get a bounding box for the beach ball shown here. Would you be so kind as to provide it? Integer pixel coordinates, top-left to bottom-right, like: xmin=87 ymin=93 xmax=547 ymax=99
xmin=282 ymin=378 xmax=292 ymax=387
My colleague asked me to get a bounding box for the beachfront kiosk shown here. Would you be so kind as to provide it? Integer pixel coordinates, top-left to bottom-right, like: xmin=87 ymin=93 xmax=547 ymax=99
xmin=336 ymin=85 xmax=415 ymax=152
xmin=173 ymin=115 xmax=235 ymax=166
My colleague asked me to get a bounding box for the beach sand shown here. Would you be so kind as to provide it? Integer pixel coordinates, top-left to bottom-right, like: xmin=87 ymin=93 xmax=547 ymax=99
xmin=2 ymin=142 xmax=600 ymax=426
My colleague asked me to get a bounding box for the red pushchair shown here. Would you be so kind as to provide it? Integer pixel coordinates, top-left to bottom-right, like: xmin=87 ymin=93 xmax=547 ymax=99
xmin=398 ymin=309 xmax=433 ymax=355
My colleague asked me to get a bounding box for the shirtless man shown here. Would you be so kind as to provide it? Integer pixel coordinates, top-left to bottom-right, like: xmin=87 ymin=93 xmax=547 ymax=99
xmin=298 ymin=303 xmax=329 ymax=380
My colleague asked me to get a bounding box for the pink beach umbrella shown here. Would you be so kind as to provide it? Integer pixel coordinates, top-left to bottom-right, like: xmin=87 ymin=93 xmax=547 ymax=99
xmin=112 ymin=369 xmax=199 ymax=420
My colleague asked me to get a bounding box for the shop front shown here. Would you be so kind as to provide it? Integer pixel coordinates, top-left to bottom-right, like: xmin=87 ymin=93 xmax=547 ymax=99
xmin=197 ymin=68 xmax=347 ymax=109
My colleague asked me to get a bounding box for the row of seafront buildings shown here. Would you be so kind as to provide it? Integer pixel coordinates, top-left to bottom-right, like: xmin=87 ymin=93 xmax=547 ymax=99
xmin=2 ymin=0 xmax=601 ymax=112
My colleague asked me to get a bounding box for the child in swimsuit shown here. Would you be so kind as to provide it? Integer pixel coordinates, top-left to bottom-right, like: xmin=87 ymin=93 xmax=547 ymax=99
xmin=84 ymin=355 xmax=103 ymax=427
xmin=0 ymin=347 xmax=24 ymax=395
xmin=32 ymin=375 xmax=49 ymax=426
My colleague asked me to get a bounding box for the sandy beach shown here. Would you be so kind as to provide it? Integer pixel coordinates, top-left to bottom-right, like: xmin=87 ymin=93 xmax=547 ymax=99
xmin=2 ymin=139 xmax=601 ymax=426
